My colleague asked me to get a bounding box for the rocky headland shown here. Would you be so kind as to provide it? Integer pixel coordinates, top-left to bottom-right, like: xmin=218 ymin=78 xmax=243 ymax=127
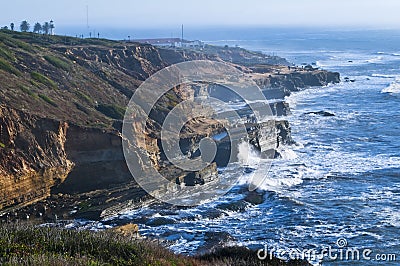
xmin=0 ymin=30 xmax=339 ymax=221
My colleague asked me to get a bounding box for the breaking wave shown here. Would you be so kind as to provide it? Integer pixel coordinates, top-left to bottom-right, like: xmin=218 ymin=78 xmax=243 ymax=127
xmin=382 ymin=80 xmax=400 ymax=93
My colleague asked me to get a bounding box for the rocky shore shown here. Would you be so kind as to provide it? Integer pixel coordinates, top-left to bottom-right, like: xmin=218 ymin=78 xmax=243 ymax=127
xmin=0 ymin=30 xmax=339 ymax=222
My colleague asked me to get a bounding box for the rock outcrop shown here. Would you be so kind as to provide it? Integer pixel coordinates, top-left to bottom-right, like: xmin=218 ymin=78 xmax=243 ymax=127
xmin=0 ymin=105 xmax=73 ymax=210
xmin=53 ymin=125 xmax=132 ymax=194
xmin=0 ymin=30 xmax=340 ymax=217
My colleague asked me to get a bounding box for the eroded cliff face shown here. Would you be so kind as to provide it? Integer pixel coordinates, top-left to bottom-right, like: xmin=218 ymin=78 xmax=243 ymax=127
xmin=0 ymin=31 xmax=340 ymax=216
xmin=251 ymin=66 xmax=340 ymax=96
xmin=0 ymin=105 xmax=73 ymax=210
xmin=0 ymin=104 xmax=147 ymax=217
xmin=54 ymin=125 xmax=132 ymax=193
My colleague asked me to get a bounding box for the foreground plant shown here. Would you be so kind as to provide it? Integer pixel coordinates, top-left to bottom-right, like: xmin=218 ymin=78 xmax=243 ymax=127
xmin=0 ymin=222 xmax=310 ymax=266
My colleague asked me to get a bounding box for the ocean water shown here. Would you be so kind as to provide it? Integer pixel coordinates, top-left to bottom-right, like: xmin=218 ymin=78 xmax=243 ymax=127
xmin=74 ymin=28 xmax=400 ymax=265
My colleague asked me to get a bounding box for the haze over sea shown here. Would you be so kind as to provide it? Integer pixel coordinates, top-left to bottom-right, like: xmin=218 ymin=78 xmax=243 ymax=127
xmin=70 ymin=27 xmax=400 ymax=265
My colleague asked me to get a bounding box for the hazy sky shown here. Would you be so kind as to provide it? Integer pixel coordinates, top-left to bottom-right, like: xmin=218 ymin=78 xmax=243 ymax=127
xmin=1 ymin=0 xmax=400 ymax=30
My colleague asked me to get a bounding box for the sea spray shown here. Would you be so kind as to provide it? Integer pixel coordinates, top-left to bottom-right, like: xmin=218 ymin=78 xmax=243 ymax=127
xmin=237 ymin=141 xmax=260 ymax=167
xmin=276 ymin=145 xmax=298 ymax=160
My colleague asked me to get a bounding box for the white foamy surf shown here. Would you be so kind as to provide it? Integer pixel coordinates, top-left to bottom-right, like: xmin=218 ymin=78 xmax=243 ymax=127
xmin=382 ymin=80 xmax=400 ymax=93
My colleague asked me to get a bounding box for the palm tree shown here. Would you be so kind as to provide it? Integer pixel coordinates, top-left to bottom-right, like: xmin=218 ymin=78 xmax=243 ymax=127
xmin=42 ymin=22 xmax=50 ymax=35
xmin=33 ymin=22 xmax=42 ymax=33
xmin=20 ymin=20 xmax=30 ymax=32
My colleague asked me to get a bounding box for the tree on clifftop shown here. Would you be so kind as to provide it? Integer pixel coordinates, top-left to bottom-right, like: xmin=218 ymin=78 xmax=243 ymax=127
xmin=10 ymin=23 xmax=14 ymax=31
xmin=20 ymin=20 xmax=29 ymax=32
xmin=33 ymin=22 xmax=42 ymax=33
xmin=42 ymin=22 xmax=50 ymax=35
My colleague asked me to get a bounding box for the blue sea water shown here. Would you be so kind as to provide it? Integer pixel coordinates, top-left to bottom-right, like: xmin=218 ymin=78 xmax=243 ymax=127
xmin=76 ymin=28 xmax=400 ymax=265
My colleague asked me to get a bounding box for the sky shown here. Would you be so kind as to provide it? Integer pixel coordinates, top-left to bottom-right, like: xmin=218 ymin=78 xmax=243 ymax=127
xmin=1 ymin=0 xmax=400 ymax=32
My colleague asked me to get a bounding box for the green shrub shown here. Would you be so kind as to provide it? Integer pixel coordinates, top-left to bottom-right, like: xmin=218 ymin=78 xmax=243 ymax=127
xmin=0 ymin=44 xmax=15 ymax=61
xmin=31 ymin=72 xmax=57 ymax=89
xmin=0 ymin=223 xmax=305 ymax=265
xmin=1 ymin=36 xmax=33 ymax=52
xmin=19 ymin=85 xmax=38 ymax=99
xmin=13 ymin=39 xmax=33 ymax=52
xmin=88 ymin=122 xmax=108 ymax=129
xmin=165 ymin=91 xmax=180 ymax=104
xmin=30 ymin=80 xmax=40 ymax=88
xmin=0 ymin=223 xmax=190 ymax=265
xmin=0 ymin=142 xmax=5 ymax=148
xmin=74 ymin=102 xmax=90 ymax=114
xmin=0 ymin=58 xmax=20 ymax=76
xmin=38 ymin=94 xmax=58 ymax=107
xmin=75 ymin=90 xmax=93 ymax=104
xmin=44 ymin=55 xmax=71 ymax=71
xmin=11 ymin=32 xmax=32 ymax=39
xmin=96 ymin=104 xmax=126 ymax=120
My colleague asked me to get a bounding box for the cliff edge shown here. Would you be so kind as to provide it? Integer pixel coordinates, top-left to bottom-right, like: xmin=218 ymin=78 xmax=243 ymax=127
xmin=0 ymin=30 xmax=339 ymax=218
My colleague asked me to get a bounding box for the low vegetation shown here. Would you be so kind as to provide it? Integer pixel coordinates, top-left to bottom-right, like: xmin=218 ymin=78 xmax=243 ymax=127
xmin=1 ymin=29 xmax=118 ymax=47
xmin=0 ymin=223 xmax=310 ymax=266
xmin=0 ymin=58 xmax=20 ymax=76
xmin=19 ymin=85 xmax=37 ymax=98
xmin=96 ymin=103 xmax=126 ymax=120
xmin=30 ymin=72 xmax=58 ymax=89
xmin=0 ymin=43 xmax=15 ymax=61
xmin=74 ymin=90 xmax=93 ymax=104
xmin=0 ymin=223 xmax=195 ymax=265
xmin=44 ymin=55 xmax=71 ymax=71
xmin=0 ymin=34 xmax=33 ymax=52
xmin=38 ymin=94 xmax=57 ymax=107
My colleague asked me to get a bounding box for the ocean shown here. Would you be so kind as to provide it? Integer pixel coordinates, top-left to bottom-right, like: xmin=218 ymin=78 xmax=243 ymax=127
xmin=72 ymin=28 xmax=400 ymax=265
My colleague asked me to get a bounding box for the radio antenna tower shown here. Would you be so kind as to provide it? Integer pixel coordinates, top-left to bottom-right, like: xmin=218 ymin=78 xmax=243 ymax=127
xmin=86 ymin=5 xmax=89 ymax=29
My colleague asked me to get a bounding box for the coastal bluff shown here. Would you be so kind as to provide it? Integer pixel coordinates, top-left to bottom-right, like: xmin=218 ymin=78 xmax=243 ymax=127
xmin=0 ymin=30 xmax=339 ymax=219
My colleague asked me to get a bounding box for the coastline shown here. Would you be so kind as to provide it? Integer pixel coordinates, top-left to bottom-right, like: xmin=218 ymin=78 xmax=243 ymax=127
xmin=0 ymin=29 xmax=339 ymax=264
xmin=0 ymin=29 xmax=339 ymax=220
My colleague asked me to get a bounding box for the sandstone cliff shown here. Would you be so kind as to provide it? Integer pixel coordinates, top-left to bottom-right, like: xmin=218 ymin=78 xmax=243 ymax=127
xmin=0 ymin=30 xmax=339 ymax=218
xmin=0 ymin=105 xmax=72 ymax=210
